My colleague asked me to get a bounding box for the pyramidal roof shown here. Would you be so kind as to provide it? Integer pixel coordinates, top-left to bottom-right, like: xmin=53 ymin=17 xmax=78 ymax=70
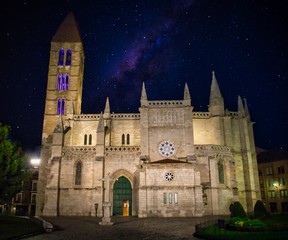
xmin=52 ymin=12 xmax=82 ymax=42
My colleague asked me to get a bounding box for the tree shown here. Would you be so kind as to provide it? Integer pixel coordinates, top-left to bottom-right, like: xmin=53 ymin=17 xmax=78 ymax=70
xmin=230 ymin=201 xmax=247 ymax=218
xmin=254 ymin=200 xmax=267 ymax=218
xmin=0 ymin=123 xmax=30 ymax=203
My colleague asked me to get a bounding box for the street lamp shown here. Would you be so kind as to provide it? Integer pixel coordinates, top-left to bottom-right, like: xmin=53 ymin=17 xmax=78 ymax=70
xmin=30 ymin=158 xmax=40 ymax=169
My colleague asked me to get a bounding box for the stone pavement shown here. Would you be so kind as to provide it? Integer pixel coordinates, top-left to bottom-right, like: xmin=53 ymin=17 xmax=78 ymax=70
xmin=24 ymin=216 xmax=219 ymax=240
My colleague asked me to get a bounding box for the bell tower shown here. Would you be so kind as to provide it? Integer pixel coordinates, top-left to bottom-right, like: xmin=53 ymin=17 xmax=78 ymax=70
xmin=42 ymin=12 xmax=84 ymax=142
xmin=36 ymin=13 xmax=84 ymax=216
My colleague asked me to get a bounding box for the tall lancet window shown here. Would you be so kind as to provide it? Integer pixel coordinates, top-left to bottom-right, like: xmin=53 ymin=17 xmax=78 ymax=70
xmin=57 ymin=74 xmax=62 ymax=90
xmin=89 ymin=134 xmax=92 ymax=145
xmin=57 ymin=98 xmax=65 ymax=115
xmin=65 ymin=74 xmax=69 ymax=90
xmin=126 ymin=134 xmax=130 ymax=145
xmin=75 ymin=161 xmax=82 ymax=185
xmin=218 ymin=162 xmax=224 ymax=184
xmin=58 ymin=49 xmax=64 ymax=66
xmin=66 ymin=49 xmax=72 ymax=66
xmin=122 ymin=134 xmax=125 ymax=145
xmin=84 ymin=134 xmax=87 ymax=145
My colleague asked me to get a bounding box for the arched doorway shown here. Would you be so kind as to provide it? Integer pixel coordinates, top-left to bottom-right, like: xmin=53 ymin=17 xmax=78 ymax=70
xmin=113 ymin=176 xmax=132 ymax=216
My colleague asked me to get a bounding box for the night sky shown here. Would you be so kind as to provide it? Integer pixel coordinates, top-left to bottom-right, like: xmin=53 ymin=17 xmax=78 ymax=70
xmin=1 ymin=0 xmax=287 ymax=153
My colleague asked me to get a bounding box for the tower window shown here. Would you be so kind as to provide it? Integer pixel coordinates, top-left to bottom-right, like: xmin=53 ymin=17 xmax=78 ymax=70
xmin=57 ymin=74 xmax=69 ymax=90
xmin=66 ymin=49 xmax=72 ymax=66
xmin=89 ymin=134 xmax=92 ymax=145
xmin=163 ymin=193 xmax=167 ymax=204
xmin=84 ymin=134 xmax=87 ymax=145
xmin=75 ymin=161 xmax=82 ymax=185
xmin=58 ymin=49 xmax=64 ymax=66
xmin=57 ymin=98 xmax=65 ymax=115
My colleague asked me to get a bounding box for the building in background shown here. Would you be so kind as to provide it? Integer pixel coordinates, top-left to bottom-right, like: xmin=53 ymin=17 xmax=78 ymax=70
xmin=257 ymin=149 xmax=288 ymax=213
xmin=36 ymin=13 xmax=260 ymax=217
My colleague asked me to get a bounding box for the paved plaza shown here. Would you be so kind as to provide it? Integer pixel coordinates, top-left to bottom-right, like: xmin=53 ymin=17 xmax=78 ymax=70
xmin=23 ymin=216 xmax=218 ymax=240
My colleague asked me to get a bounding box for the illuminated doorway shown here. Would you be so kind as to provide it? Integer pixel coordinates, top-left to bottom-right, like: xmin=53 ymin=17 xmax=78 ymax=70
xmin=113 ymin=176 xmax=132 ymax=216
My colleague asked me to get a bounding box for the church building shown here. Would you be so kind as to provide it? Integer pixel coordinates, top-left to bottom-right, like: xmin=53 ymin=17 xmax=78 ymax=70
xmin=36 ymin=13 xmax=260 ymax=217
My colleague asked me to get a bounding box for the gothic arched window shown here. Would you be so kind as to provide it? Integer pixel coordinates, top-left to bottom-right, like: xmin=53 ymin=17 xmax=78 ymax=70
xmin=218 ymin=162 xmax=224 ymax=184
xmin=89 ymin=134 xmax=92 ymax=145
xmin=58 ymin=49 xmax=64 ymax=66
xmin=126 ymin=134 xmax=130 ymax=145
xmin=84 ymin=134 xmax=87 ymax=145
xmin=66 ymin=49 xmax=72 ymax=66
xmin=65 ymin=74 xmax=69 ymax=90
xmin=75 ymin=161 xmax=82 ymax=185
xmin=57 ymin=74 xmax=61 ymax=90
xmin=122 ymin=134 xmax=125 ymax=145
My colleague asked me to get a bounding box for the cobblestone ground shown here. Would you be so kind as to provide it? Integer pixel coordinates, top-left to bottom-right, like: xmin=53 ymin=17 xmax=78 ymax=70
xmin=24 ymin=216 xmax=213 ymax=240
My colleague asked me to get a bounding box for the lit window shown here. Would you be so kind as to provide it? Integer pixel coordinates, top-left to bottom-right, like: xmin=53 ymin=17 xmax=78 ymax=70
xmin=58 ymin=49 xmax=64 ymax=66
xmin=75 ymin=161 xmax=82 ymax=185
xmin=84 ymin=134 xmax=87 ymax=145
xmin=279 ymin=178 xmax=286 ymax=186
xmin=163 ymin=193 xmax=167 ymax=204
xmin=65 ymin=74 xmax=69 ymax=90
xmin=89 ymin=134 xmax=92 ymax=145
xmin=57 ymin=74 xmax=62 ymax=90
xmin=268 ymin=178 xmax=274 ymax=187
xmin=266 ymin=167 xmax=273 ymax=175
xmin=169 ymin=193 xmax=172 ymax=204
xmin=174 ymin=193 xmax=178 ymax=204
xmin=66 ymin=49 xmax=72 ymax=66
xmin=280 ymin=190 xmax=288 ymax=197
xmin=269 ymin=191 xmax=276 ymax=198
xmin=127 ymin=134 xmax=130 ymax=145
xmin=57 ymin=99 xmax=65 ymax=115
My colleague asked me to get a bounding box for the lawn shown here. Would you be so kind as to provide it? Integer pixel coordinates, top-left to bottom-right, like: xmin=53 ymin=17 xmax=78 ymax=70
xmin=0 ymin=215 xmax=44 ymax=240
xmin=194 ymin=213 xmax=288 ymax=240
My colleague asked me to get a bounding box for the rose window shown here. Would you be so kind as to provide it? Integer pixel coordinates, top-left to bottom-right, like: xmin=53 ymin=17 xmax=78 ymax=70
xmin=158 ymin=141 xmax=175 ymax=157
xmin=163 ymin=172 xmax=174 ymax=182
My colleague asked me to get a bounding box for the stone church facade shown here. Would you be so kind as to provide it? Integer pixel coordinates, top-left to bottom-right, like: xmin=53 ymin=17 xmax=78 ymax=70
xmin=36 ymin=13 xmax=260 ymax=217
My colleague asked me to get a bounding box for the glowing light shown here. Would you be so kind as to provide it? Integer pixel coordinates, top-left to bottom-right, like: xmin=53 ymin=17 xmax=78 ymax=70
xmin=30 ymin=158 xmax=40 ymax=168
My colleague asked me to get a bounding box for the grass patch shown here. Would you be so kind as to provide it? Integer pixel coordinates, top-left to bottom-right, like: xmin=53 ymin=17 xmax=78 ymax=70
xmin=195 ymin=213 xmax=288 ymax=240
xmin=0 ymin=215 xmax=44 ymax=240
xmin=196 ymin=224 xmax=288 ymax=240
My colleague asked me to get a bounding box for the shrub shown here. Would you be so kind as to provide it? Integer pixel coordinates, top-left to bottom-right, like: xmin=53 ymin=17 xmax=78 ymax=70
xmin=254 ymin=200 xmax=267 ymax=218
xmin=230 ymin=201 xmax=246 ymax=218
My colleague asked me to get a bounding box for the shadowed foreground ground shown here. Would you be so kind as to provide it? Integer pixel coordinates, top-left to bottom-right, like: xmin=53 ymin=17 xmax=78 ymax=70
xmin=24 ymin=216 xmax=212 ymax=240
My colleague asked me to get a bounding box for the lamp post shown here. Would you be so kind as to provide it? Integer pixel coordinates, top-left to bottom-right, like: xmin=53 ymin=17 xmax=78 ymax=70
xmin=30 ymin=158 xmax=40 ymax=169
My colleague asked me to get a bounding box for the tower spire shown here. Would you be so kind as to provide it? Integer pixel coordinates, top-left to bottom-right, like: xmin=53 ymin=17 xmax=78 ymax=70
xmin=238 ymin=96 xmax=245 ymax=118
xmin=97 ymin=112 xmax=105 ymax=132
xmin=243 ymin=98 xmax=250 ymax=119
xmin=104 ymin=97 xmax=110 ymax=118
xmin=209 ymin=71 xmax=224 ymax=116
xmin=183 ymin=83 xmax=191 ymax=106
xmin=52 ymin=12 xmax=81 ymax=42
xmin=141 ymin=82 xmax=148 ymax=106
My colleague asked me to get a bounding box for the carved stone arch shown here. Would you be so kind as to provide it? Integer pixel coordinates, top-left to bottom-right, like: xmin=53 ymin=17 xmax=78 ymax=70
xmin=111 ymin=169 xmax=134 ymax=189
xmin=74 ymin=159 xmax=83 ymax=186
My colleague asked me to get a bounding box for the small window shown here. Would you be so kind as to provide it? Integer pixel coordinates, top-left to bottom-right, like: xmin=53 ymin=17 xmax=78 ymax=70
xmin=266 ymin=167 xmax=273 ymax=175
xmin=280 ymin=190 xmax=288 ymax=197
xmin=58 ymin=49 xmax=64 ymax=66
xmin=66 ymin=49 xmax=72 ymax=66
xmin=279 ymin=177 xmax=286 ymax=186
xmin=31 ymin=193 xmax=36 ymax=204
xmin=268 ymin=178 xmax=274 ymax=187
xmin=269 ymin=191 xmax=276 ymax=198
xmin=84 ymin=134 xmax=87 ymax=145
xmin=75 ymin=162 xmax=82 ymax=185
xmin=126 ymin=134 xmax=130 ymax=145
xmin=278 ymin=166 xmax=285 ymax=174
xmin=163 ymin=193 xmax=167 ymax=204
xmin=57 ymin=74 xmax=62 ymax=90
xmin=65 ymin=74 xmax=69 ymax=90
xmin=122 ymin=134 xmax=125 ymax=145
xmin=32 ymin=182 xmax=37 ymax=191
xmin=89 ymin=134 xmax=92 ymax=145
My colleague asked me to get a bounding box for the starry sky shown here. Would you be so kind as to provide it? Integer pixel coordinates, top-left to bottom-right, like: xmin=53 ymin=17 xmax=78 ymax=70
xmin=0 ymin=0 xmax=287 ymax=153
